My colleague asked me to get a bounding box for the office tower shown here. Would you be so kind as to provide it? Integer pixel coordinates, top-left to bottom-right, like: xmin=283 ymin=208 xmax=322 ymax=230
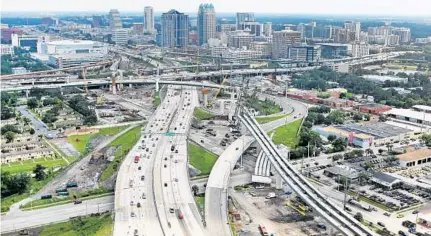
xmin=263 ymin=22 xmax=272 ymax=37
xmin=144 ymin=6 xmax=154 ymax=32
xmin=227 ymin=31 xmax=254 ymax=48
xmin=161 ymin=9 xmax=189 ymax=48
xmin=351 ymin=42 xmax=370 ymax=57
xmin=297 ymin=22 xmax=316 ymax=40
xmin=109 ymin=9 xmax=122 ymax=30
xmin=344 ymin=21 xmax=361 ymax=41
xmin=271 ymin=30 xmax=301 ymax=59
xmin=236 ymin=12 xmax=255 ymax=30
xmin=197 ymin=3 xmax=216 ymax=46
xmin=288 ymin=45 xmax=321 ymax=62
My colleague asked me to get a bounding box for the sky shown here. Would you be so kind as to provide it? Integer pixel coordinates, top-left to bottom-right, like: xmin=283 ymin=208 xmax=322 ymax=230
xmin=1 ymin=0 xmax=431 ymax=16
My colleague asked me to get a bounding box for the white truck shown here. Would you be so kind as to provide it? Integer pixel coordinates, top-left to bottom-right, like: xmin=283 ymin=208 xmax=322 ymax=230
xmin=266 ymin=192 xmax=276 ymax=199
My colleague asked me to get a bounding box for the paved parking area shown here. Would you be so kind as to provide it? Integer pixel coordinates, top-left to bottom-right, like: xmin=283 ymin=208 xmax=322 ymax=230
xmin=51 ymin=138 xmax=80 ymax=157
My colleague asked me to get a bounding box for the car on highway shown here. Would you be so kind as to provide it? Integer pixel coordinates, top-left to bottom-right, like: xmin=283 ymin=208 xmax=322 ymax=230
xmin=131 ymin=212 xmax=135 ymax=217
xmin=130 ymin=201 xmax=134 ymax=206
xmin=141 ymin=176 xmax=145 ymax=181
xmin=134 ymin=156 xmax=140 ymax=163
xmin=134 ymin=229 xmax=138 ymax=236
xmin=384 ymin=212 xmax=391 ymax=217
xmin=164 ymin=183 xmax=168 ymax=187
xmin=138 ymin=166 xmax=141 ymax=170
xmin=169 ymin=208 xmax=174 ymax=213
xmin=137 ymin=202 xmax=141 ymax=208
xmin=142 ymin=193 xmax=146 ymax=199
xmin=397 ymin=214 xmax=405 ymax=218
xmin=377 ymin=222 xmax=385 ymax=227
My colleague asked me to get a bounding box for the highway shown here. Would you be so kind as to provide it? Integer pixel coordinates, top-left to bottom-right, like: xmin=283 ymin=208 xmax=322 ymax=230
xmin=1 ymin=196 xmax=114 ymax=233
xmin=114 ymin=86 xmax=204 ymax=236
xmin=205 ymin=96 xmax=307 ymax=236
xmin=239 ymin=107 xmax=374 ymax=236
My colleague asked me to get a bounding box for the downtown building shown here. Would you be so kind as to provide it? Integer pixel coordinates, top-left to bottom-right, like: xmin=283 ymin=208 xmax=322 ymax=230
xmin=271 ymin=30 xmax=301 ymax=59
xmin=350 ymin=42 xmax=370 ymax=57
xmin=144 ymin=6 xmax=155 ymax=33
xmin=227 ymin=30 xmax=255 ymax=49
xmin=109 ymin=9 xmax=122 ymax=30
xmin=236 ymin=12 xmax=255 ymax=30
xmin=197 ymin=3 xmax=216 ymax=46
xmin=344 ymin=21 xmax=361 ymax=41
xmin=287 ymin=45 xmax=321 ymax=62
xmin=161 ymin=10 xmax=189 ymax=48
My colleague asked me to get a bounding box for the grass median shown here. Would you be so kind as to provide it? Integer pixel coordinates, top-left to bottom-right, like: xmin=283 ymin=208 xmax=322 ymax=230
xmin=270 ymin=119 xmax=302 ymax=148
xmin=188 ymin=143 xmax=218 ymax=176
xmin=67 ymin=126 xmax=129 ymax=154
xmin=256 ymin=112 xmax=292 ymax=124
xmin=39 ymin=212 xmax=113 ymax=236
xmin=193 ymin=107 xmax=215 ymax=120
xmin=153 ymin=93 xmax=161 ymax=107
xmin=99 ymin=126 xmax=142 ymax=182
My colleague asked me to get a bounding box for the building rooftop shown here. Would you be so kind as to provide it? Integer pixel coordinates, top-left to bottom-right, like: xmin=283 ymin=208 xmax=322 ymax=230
xmin=325 ymin=165 xmax=359 ymax=179
xmin=46 ymin=40 xmax=101 ymax=46
xmin=336 ymin=123 xmax=413 ymax=139
xmin=413 ymin=105 xmax=431 ymax=112
xmin=370 ymin=170 xmax=400 ymax=184
xmin=358 ymin=103 xmax=389 ymax=108
xmin=397 ymin=149 xmax=431 ymax=162
xmin=386 ymin=108 xmax=431 ymax=122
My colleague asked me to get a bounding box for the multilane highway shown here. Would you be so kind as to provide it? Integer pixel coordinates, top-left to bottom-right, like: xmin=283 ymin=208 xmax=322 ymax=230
xmin=114 ymin=85 xmax=204 ymax=236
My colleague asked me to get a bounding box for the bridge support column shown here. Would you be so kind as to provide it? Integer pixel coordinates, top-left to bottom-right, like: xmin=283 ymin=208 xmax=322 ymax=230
xmin=66 ymin=76 xmax=70 ymax=83
xmin=128 ymin=76 xmax=133 ymax=88
xmin=32 ymin=80 xmax=35 ymax=86
xmin=155 ymin=79 xmax=160 ymax=92
xmin=25 ymin=90 xmax=30 ymax=98
xmin=203 ymin=93 xmax=208 ymax=107
xmin=219 ymin=100 xmax=225 ymax=114
xmin=275 ymin=173 xmax=283 ymax=190
xmin=60 ymin=87 xmax=64 ymax=96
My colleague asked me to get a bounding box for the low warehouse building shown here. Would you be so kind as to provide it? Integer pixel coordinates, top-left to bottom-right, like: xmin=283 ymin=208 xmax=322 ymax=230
xmin=313 ymin=122 xmax=416 ymax=148
xmin=397 ymin=149 xmax=431 ymax=167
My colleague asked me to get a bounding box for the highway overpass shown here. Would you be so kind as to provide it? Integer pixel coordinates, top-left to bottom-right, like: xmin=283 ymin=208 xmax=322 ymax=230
xmin=238 ymin=107 xmax=374 ymax=236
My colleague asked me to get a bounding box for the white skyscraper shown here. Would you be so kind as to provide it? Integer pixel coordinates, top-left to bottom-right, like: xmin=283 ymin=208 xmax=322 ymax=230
xmin=109 ymin=9 xmax=122 ymax=30
xmin=197 ymin=3 xmax=216 ymax=46
xmin=344 ymin=21 xmax=361 ymax=41
xmin=144 ymin=6 xmax=154 ymax=32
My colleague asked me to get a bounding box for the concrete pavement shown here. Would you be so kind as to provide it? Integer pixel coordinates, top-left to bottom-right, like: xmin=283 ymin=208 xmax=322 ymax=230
xmin=1 ymin=196 xmax=114 ymax=233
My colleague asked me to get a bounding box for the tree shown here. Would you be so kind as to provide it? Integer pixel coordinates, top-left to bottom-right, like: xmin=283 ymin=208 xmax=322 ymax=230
xmin=422 ymin=134 xmax=431 ymax=147
xmin=354 ymin=212 xmax=363 ymax=222
xmin=29 ymin=128 xmax=35 ymax=135
xmin=27 ymin=98 xmax=39 ymax=109
xmin=1 ymin=124 xmax=20 ymax=134
xmin=332 ymin=154 xmax=343 ymax=161
xmin=353 ymin=113 xmax=363 ymax=122
xmin=191 ymin=185 xmax=199 ymax=196
xmin=1 ymin=106 xmax=15 ymax=120
xmin=333 ymin=138 xmax=347 ymax=152
xmin=33 ymin=164 xmax=47 ymax=181
xmin=327 ymin=134 xmax=337 ymax=142
xmin=378 ymin=115 xmax=388 ymax=122
xmin=1 ymin=171 xmax=31 ymax=197
xmin=4 ymin=131 xmax=15 ymax=143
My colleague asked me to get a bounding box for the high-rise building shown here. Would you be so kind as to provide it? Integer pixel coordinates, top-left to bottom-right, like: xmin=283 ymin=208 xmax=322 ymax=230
xmin=144 ymin=6 xmax=155 ymax=32
xmin=288 ymin=45 xmax=321 ymax=62
xmin=109 ymin=9 xmax=122 ymax=30
xmin=236 ymin=12 xmax=254 ymax=30
xmin=297 ymin=22 xmax=316 ymax=40
xmin=239 ymin=21 xmax=263 ymax=36
xmin=112 ymin=29 xmax=128 ymax=45
xmin=132 ymin=23 xmax=144 ymax=34
xmin=197 ymin=3 xmax=216 ymax=46
xmin=161 ymin=9 xmax=189 ymax=48
xmin=314 ymin=25 xmax=332 ymax=39
xmin=344 ymin=21 xmax=361 ymax=41
xmin=263 ymin=22 xmax=272 ymax=37
xmin=227 ymin=31 xmax=255 ymax=48
xmin=351 ymin=42 xmax=369 ymax=57
xmin=392 ymin=27 xmax=411 ymax=43
xmin=271 ymin=30 xmax=301 ymax=59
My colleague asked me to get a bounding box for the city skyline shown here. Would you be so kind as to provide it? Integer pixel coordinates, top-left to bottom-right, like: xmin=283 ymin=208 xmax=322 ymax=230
xmin=2 ymin=0 xmax=431 ymax=16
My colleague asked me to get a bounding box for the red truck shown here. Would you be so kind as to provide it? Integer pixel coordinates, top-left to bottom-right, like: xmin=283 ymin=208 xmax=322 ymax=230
xmin=134 ymin=155 xmax=140 ymax=163
xmin=177 ymin=209 xmax=184 ymax=219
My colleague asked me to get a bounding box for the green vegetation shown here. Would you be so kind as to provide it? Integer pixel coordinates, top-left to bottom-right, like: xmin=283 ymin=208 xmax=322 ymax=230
xmin=68 ymin=95 xmax=97 ymax=125
xmin=99 ymin=126 xmax=142 ymax=182
xmin=2 ymin=158 xmax=68 ymax=174
xmin=1 ymin=173 xmax=56 ymax=212
xmin=194 ymin=196 xmax=205 ymax=213
xmin=153 ymin=93 xmax=161 ymax=107
xmin=256 ymin=112 xmax=291 ymax=124
xmin=348 ymin=192 xmax=393 ymax=212
xmin=270 ymin=119 xmax=303 ymax=148
xmin=1 ymin=49 xmax=50 ymax=75
xmin=67 ymin=126 xmax=129 ymax=154
xmin=39 ymin=212 xmax=113 ymax=236
xmin=22 ymin=187 xmax=113 ymax=210
xmin=193 ymin=107 xmax=215 ymax=120
xmin=293 ymin=67 xmax=431 ymax=108
xmin=245 ymin=96 xmax=282 ymax=116
xmin=229 ymin=215 xmax=239 ymax=236
xmin=188 ymin=143 xmax=218 ymax=176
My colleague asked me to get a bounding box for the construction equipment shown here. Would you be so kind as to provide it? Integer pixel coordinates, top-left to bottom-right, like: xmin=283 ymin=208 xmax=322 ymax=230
xmin=96 ymin=94 xmax=104 ymax=104
xmin=206 ymin=74 xmax=229 ymax=108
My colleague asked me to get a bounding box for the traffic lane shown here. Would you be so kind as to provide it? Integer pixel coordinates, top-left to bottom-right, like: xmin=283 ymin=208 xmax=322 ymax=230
xmin=1 ymin=196 xmax=114 ymax=233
